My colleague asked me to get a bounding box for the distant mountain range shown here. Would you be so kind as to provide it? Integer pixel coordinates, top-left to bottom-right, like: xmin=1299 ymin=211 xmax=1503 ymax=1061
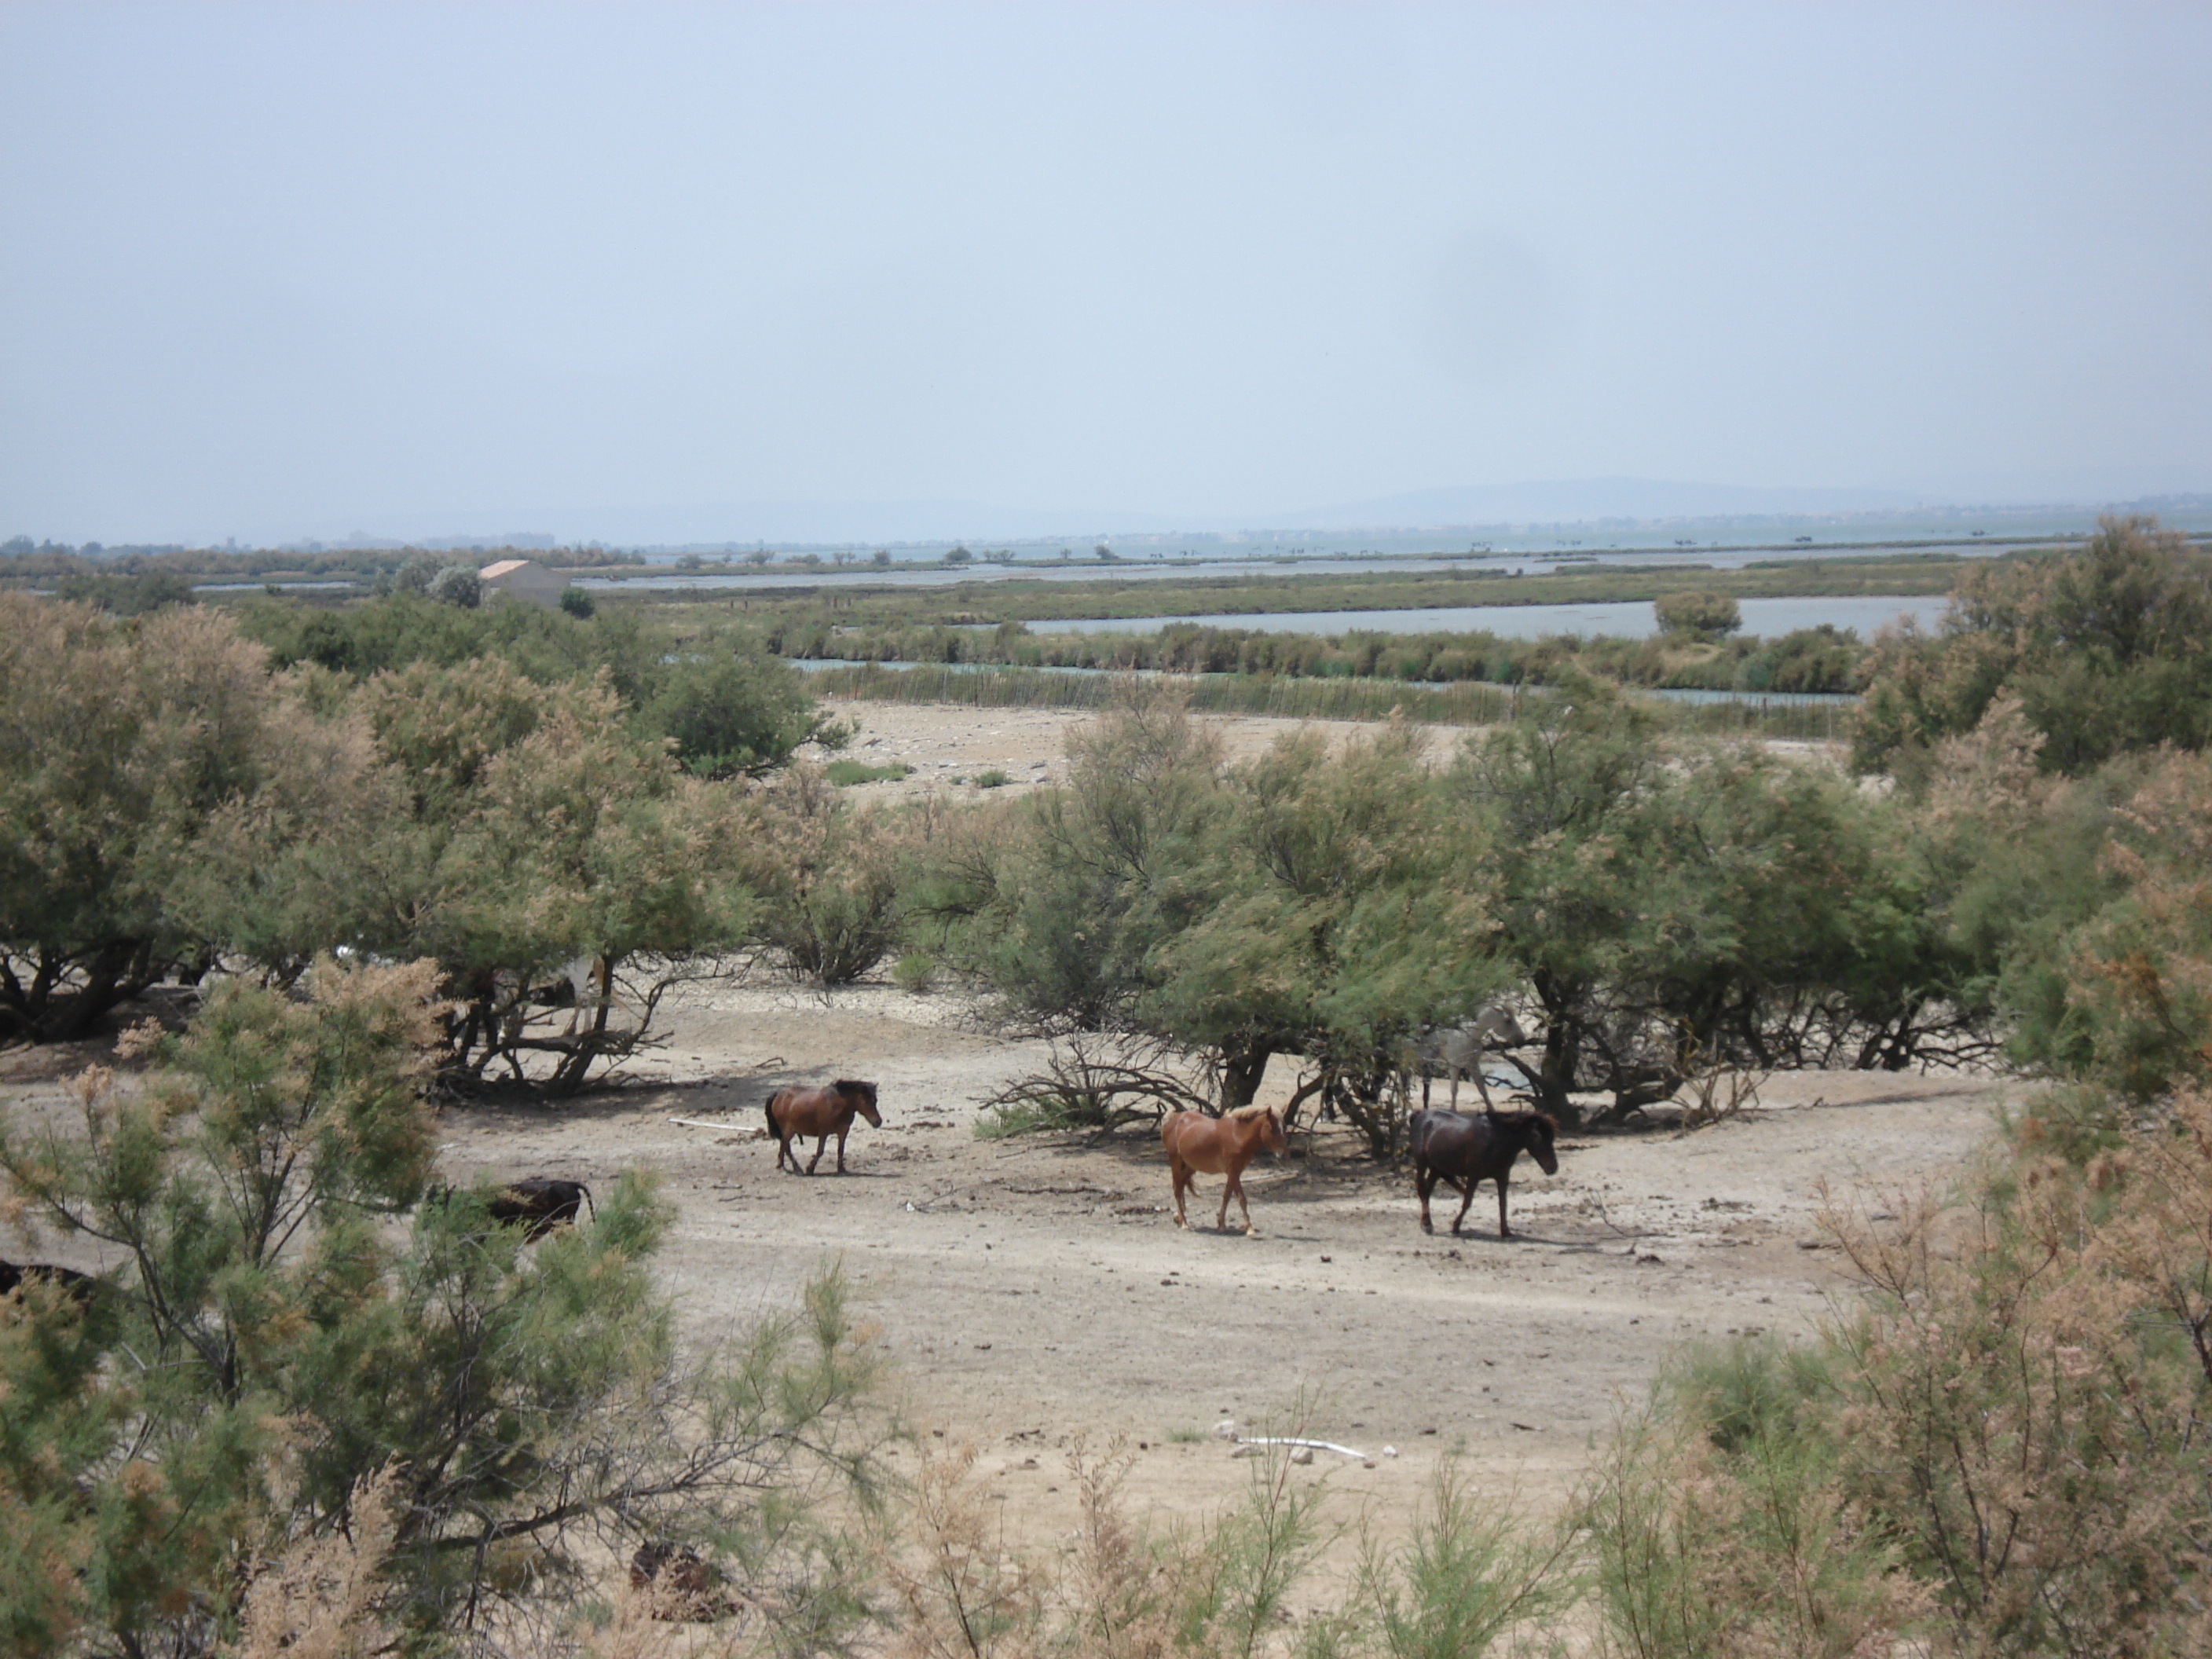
xmin=1274 ymin=478 xmax=1928 ymax=529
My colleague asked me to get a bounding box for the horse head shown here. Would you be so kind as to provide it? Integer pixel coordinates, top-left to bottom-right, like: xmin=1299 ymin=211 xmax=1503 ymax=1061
xmin=1487 ymin=1107 xmax=1560 ymax=1175
xmin=837 ymin=1079 xmax=882 ymax=1126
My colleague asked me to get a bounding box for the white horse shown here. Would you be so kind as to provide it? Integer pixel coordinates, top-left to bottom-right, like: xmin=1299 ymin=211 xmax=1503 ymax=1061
xmin=1422 ymin=1005 xmax=1531 ymax=1111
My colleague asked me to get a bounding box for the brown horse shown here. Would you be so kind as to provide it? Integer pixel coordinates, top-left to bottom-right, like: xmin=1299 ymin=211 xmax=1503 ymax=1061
xmin=1408 ymin=1107 xmax=1558 ymax=1239
xmin=1162 ymin=1105 xmax=1288 ymax=1236
xmin=766 ymin=1079 xmax=882 ymax=1174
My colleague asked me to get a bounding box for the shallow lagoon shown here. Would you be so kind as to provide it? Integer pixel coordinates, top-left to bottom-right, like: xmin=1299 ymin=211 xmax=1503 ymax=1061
xmin=1029 ymin=592 xmax=1950 ymax=640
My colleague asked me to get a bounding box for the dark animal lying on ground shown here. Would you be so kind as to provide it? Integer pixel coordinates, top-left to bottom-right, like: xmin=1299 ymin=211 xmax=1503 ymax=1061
xmin=765 ymin=1079 xmax=881 ymax=1174
xmin=1408 ymin=1108 xmax=1560 ymax=1239
xmin=0 ymin=1258 xmax=101 ymax=1307
xmin=630 ymin=1543 xmax=738 ymax=1622
xmin=485 ymin=1177 xmax=595 ymax=1240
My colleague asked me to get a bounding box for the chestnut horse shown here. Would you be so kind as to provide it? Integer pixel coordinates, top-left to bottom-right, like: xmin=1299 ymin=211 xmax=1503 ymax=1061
xmin=765 ymin=1079 xmax=882 ymax=1174
xmin=1161 ymin=1105 xmax=1288 ymax=1236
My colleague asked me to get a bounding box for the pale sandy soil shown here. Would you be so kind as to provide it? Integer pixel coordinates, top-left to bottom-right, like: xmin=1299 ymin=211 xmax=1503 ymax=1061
xmin=0 ymin=701 xmax=1994 ymax=1610
xmin=412 ymin=980 xmax=1999 ymax=1575
xmin=807 ymin=696 xmax=1468 ymax=800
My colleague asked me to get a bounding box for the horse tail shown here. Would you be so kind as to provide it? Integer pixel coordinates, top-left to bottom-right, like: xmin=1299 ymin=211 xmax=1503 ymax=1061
xmin=580 ymin=1182 xmax=595 ymax=1225
xmin=764 ymin=1094 xmax=781 ymax=1138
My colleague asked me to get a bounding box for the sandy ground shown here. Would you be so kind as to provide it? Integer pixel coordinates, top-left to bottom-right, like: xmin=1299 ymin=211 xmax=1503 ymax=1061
xmin=809 ymin=697 xmax=1469 ymax=800
xmin=0 ymin=700 xmax=1995 ymax=1591
xmin=410 ymin=980 xmax=2000 ymax=1562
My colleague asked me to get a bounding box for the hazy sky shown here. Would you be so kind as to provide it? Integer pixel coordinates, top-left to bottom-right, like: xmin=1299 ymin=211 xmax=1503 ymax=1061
xmin=3 ymin=2 xmax=2209 ymax=544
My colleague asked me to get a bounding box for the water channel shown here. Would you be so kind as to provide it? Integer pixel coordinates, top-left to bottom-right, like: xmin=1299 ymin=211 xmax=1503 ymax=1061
xmin=1019 ymin=593 xmax=1950 ymax=640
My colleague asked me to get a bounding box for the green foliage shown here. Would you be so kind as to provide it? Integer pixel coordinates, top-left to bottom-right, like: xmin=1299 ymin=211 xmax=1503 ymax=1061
xmin=354 ymin=657 xmax=756 ymax=1090
xmin=1855 ymin=515 xmax=2212 ymax=779
xmin=641 ymin=643 xmax=849 ymax=780
xmin=0 ymin=595 xmax=346 ymax=1039
xmin=1651 ymin=590 xmax=1741 ymax=638
xmin=741 ymin=767 xmax=914 ymax=985
xmin=1582 ymin=1397 xmax=1916 ymax=1659
xmin=1445 ymin=686 xmax=1977 ymax=1122
xmin=49 ymin=568 xmax=196 ymax=614
xmin=244 ymin=589 xmax=662 ymax=702
xmin=558 ymin=585 xmax=595 ymax=618
xmin=928 ymin=688 xmax=1511 ymax=1129
xmin=424 ymin=563 xmax=481 ymax=607
xmin=1144 ymin=720 xmax=1507 ymax=1130
xmin=932 ymin=679 xmax=1981 ymax=1134
xmin=826 ymin=757 xmax=915 ymax=786
xmin=804 ymin=661 xmax=1859 ymax=743
xmin=932 ymin=686 xmax=1228 ymax=1035
xmin=973 ymin=767 xmax=1010 ymax=789
xmin=0 ymin=592 xmax=833 ymax=1084
xmin=1342 ymin=1462 xmax=1576 ymax=1659
xmin=244 ymin=591 xmax=843 ymax=780
xmin=891 ymin=951 xmax=939 ymax=993
xmin=0 ymin=970 xmax=884 ymax=1653
xmin=1990 ymin=746 xmax=2212 ymax=1100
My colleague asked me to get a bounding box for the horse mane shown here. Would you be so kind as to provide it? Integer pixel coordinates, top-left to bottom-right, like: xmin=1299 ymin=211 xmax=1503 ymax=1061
xmin=1221 ymin=1103 xmax=1278 ymax=1122
xmin=1489 ymin=1106 xmax=1556 ymax=1132
xmin=833 ymin=1079 xmax=877 ymax=1098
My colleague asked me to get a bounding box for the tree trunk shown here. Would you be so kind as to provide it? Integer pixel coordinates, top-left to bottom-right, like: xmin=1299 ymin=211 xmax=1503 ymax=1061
xmin=42 ymin=939 xmax=153 ymax=1042
xmin=1281 ymin=1071 xmax=1328 ymax=1131
xmin=1218 ymin=1041 xmax=1273 ymax=1111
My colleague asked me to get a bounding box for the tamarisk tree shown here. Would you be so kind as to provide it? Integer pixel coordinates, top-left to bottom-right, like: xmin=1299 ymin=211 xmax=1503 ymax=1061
xmin=0 ymin=961 xmax=882 ymax=1654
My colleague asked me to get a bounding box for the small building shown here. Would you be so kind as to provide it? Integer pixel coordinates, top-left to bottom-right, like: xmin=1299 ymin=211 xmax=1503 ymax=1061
xmin=478 ymin=558 xmax=571 ymax=609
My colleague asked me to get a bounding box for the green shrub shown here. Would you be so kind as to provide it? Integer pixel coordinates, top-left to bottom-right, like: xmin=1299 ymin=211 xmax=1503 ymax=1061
xmin=0 ymin=966 xmax=885 ymax=1651
xmin=825 ymin=757 xmax=914 ymax=786
xmin=1346 ymin=1460 xmax=1577 ymax=1659
xmin=1652 ymin=590 xmax=1741 ymax=637
xmin=891 ymin=951 xmax=939 ymax=993
xmin=742 ymin=767 xmax=911 ymax=985
xmin=974 ymin=767 xmax=1010 ymax=789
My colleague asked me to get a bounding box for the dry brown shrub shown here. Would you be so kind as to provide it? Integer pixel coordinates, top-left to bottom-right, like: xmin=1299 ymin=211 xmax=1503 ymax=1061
xmin=1923 ymin=691 xmax=2053 ymax=833
xmin=884 ymin=1441 xmax=1046 ymax=1658
xmin=227 ymin=1464 xmax=400 ymax=1659
xmin=1670 ymin=1031 xmax=1767 ymax=1133
xmin=884 ymin=1430 xmax=1332 ymax=1659
xmin=1817 ymin=1097 xmax=2212 ymax=1657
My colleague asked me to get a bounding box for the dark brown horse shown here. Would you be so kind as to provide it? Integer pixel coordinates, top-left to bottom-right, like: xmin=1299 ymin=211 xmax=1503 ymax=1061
xmin=1408 ymin=1107 xmax=1558 ymax=1239
xmin=487 ymin=1178 xmax=595 ymax=1240
xmin=0 ymin=1258 xmax=100 ymax=1307
xmin=766 ymin=1079 xmax=882 ymax=1174
xmin=1161 ymin=1105 xmax=1288 ymax=1236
